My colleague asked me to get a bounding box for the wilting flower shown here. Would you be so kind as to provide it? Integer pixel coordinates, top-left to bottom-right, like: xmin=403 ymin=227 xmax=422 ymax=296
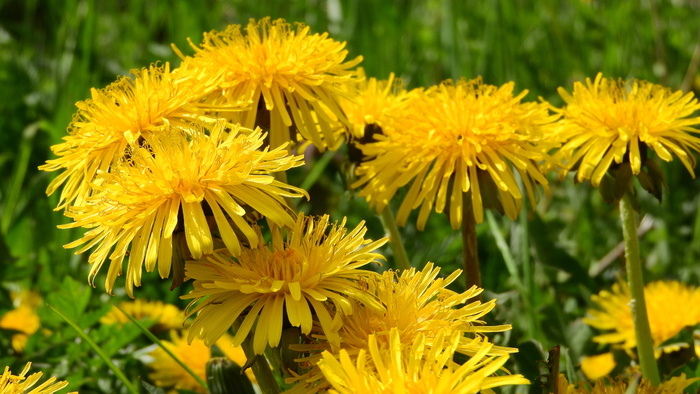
xmin=61 ymin=120 xmax=306 ymax=296
xmin=175 ymin=17 xmax=362 ymax=151
xmin=100 ymin=300 xmax=185 ymax=332
xmin=287 ymin=263 xmax=515 ymax=393
xmin=0 ymin=290 xmax=42 ymax=353
xmin=184 ymin=214 xmax=386 ymax=355
xmin=552 ymin=73 xmax=700 ymax=188
xmin=354 ymin=78 xmax=559 ymax=230
xmin=557 ymin=372 xmax=698 ymax=394
xmin=0 ymin=362 xmax=69 ymax=394
xmin=147 ymin=330 xmax=250 ymax=394
xmin=317 ymin=328 xmax=528 ymax=394
xmin=40 ymin=60 xmax=222 ymax=210
xmin=584 ymin=280 xmax=700 ymax=349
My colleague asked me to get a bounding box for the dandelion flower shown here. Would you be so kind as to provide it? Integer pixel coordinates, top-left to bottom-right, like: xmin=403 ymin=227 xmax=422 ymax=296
xmin=100 ymin=300 xmax=185 ymax=332
xmin=553 ymin=73 xmax=700 ymax=188
xmin=584 ymin=280 xmax=700 ymax=349
xmin=354 ymin=78 xmax=559 ymax=229
xmin=40 ymin=60 xmax=222 ymax=210
xmin=557 ymin=372 xmax=698 ymax=394
xmin=318 ymin=328 xmax=528 ymax=394
xmin=0 ymin=362 xmax=69 ymax=394
xmin=184 ymin=213 xmax=387 ymax=355
xmin=177 ymin=17 xmax=362 ymax=150
xmin=60 ymin=120 xmax=306 ymax=296
xmin=0 ymin=290 xmax=42 ymax=353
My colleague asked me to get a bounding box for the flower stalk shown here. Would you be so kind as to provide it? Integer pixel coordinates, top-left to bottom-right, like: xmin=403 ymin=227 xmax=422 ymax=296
xmin=619 ymin=193 xmax=660 ymax=386
xmin=380 ymin=207 xmax=411 ymax=271
xmin=462 ymin=191 xmax=480 ymax=293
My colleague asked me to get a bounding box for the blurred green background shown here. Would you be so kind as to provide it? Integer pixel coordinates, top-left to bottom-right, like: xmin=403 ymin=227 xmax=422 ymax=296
xmin=1 ymin=0 xmax=700 ymax=392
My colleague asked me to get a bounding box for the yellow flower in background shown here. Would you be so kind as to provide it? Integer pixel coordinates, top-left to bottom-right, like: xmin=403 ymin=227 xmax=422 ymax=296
xmin=288 ymin=263 xmax=515 ymax=393
xmin=0 ymin=362 xmax=69 ymax=394
xmin=40 ymin=59 xmax=222 ymax=210
xmin=0 ymin=290 xmax=42 ymax=353
xmin=353 ymin=78 xmax=559 ymax=230
xmin=557 ymin=372 xmax=698 ymax=393
xmin=100 ymin=300 xmax=185 ymax=332
xmin=60 ymin=120 xmax=306 ymax=296
xmin=184 ymin=213 xmax=387 ymax=355
xmin=584 ymin=280 xmax=700 ymax=349
xmin=147 ymin=330 xmax=251 ymax=394
xmin=553 ymin=73 xmax=700 ymax=187
xmin=341 ymin=68 xmax=416 ymax=139
xmin=317 ymin=328 xmax=528 ymax=394
xmin=580 ymin=352 xmax=616 ymax=380
xmin=176 ymin=17 xmax=362 ymax=150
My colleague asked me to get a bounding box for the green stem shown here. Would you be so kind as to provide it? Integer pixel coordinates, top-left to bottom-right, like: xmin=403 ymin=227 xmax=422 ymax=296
xmin=234 ymin=319 xmax=281 ymax=394
xmin=619 ymin=194 xmax=660 ymax=386
xmin=462 ymin=191 xmax=481 ymax=293
xmin=379 ymin=207 xmax=410 ymax=271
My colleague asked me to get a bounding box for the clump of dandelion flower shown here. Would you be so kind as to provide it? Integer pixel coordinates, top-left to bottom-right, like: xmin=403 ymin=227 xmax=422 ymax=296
xmin=61 ymin=120 xmax=306 ymax=296
xmin=0 ymin=362 xmax=69 ymax=394
xmin=40 ymin=59 xmax=223 ymax=210
xmin=353 ymin=77 xmax=559 ymax=230
xmin=100 ymin=300 xmax=185 ymax=332
xmin=317 ymin=328 xmax=528 ymax=394
xmin=184 ymin=213 xmax=386 ymax=355
xmin=175 ymin=17 xmax=362 ymax=150
xmin=584 ymin=280 xmax=700 ymax=350
xmin=0 ymin=290 xmax=42 ymax=353
xmin=552 ymin=73 xmax=700 ymax=190
xmin=557 ymin=372 xmax=698 ymax=394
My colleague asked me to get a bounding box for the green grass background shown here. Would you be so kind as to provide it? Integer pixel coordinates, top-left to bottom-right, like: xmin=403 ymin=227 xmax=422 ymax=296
xmin=1 ymin=0 xmax=700 ymax=392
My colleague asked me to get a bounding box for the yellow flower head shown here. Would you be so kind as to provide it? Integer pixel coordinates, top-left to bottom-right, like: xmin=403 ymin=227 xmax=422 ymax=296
xmin=40 ymin=60 xmax=222 ymax=210
xmin=341 ymin=68 xmax=416 ymax=139
xmin=0 ymin=362 xmax=69 ymax=394
xmin=318 ymin=328 xmax=528 ymax=394
xmin=61 ymin=120 xmax=306 ymax=296
xmin=0 ymin=290 xmax=42 ymax=353
xmin=584 ymin=280 xmax=700 ymax=349
xmin=287 ymin=263 xmax=515 ymax=393
xmin=184 ymin=214 xmax=387 ymax=355
xmin=553 ymin=73 xmax=700 ymax=187
xmin=178 ymin=17 xmax=362 ymax=151
xmin=353 ymin=78 xmax=559 ymax=230
xmin=557 ymin=372 xmax=698 ymax=394
xmin=100 ymin=300 xmax=185 ymax=332
xmin=579 ymin=352 xmax=616 ymax=380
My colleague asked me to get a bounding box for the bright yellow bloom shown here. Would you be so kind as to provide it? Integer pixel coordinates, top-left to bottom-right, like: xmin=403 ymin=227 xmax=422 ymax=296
xmin=341 ymin=68 xmax=416 ymax=139
xmin=287 ymin=263 xmax=515 ymax=393
xmin=60 ymin=120 xmax=306 ymax=296
xmin=184 ymin=214 xmax=386 ymax=355
xmin=580 ymin=352 xmax=616 ymax=380
xmin=557 ymin=372 xmax=698 ymax=394
xmin=584 ymin=280 xmax=700 ymax=349
xmin=100 ymin=300 xmax=185 ymax=332
xmin=0 ymin=362 xmax=69 ymax=394
xmin=553 ymin=73 xmax=700 ymax=186
xmin=353 ymin=78 xmax=559 ymax=230
xmin=176 ymin=17 xmax=362 ymax=151
xmin=0 ymin=290 xmax=42 ymax=353
xmin=318 ymin=328 xmax=528 ymax=394
xmin=40 ymin=59 xmax=222 ymax=210
xmin=147 ymin=330 xmax=250 ymax=394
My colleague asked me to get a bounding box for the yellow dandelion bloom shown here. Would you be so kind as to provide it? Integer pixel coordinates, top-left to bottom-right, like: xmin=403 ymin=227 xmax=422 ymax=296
xmin=0 ymin=290 xmax=42 ymax=353
xmin=584 ymin=280 xmax=700 ymax=349
xmin=318 ymin=328 xmax=528 ymax=394
xmin=580 ymin=352 xmax=616 ymax=380
xmin=287 ymin=263 xmax=515 ymax=393
xmin=341 ymin=68 xmax=416 ymax=139
xmin=184 ymin=213 xmax=387 ymax=355
xmin=557 ymin=372 xmax=698 ymax=394
xmin=177 ymin=17 xmax=362 ymax=150
xmin=100 ymin=300 xmax=185 ymax=332
xmin=147 ymin=330 xmax=249 ymax=393
xmin=60 ymin=120 xmax=306 ymax=296
xmin=0 ymin=362 xmax=69 ymax=394
xmin=553 ymin=73 xmax=700 ymax=187
xmin=40 ymin=59 xmax=222 ymax=210
xmin=353 ymin=78 xmax=559 ymax=230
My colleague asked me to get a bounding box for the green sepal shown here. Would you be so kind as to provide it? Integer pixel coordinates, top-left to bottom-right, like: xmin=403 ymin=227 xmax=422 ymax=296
xmin=206 ymin=357 xmax=257 ymax=394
